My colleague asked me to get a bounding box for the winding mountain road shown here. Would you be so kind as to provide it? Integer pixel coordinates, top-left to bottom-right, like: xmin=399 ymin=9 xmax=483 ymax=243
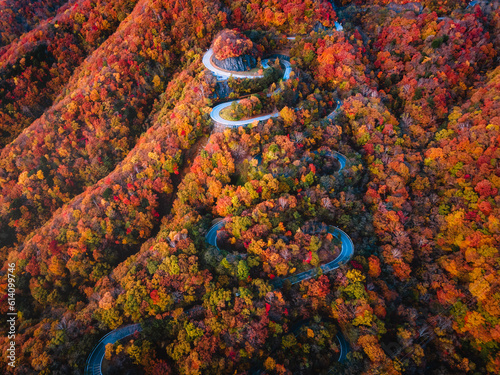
xmin=337 ymin=332 xmax=350 ymax=363
xmin=206 ymin=221 xmax=354 ymax=289
xmin=327 ymin=99 xmax=343 ymax=120
xmin=205 ymin=149 xmax=352 ymax=287
xmin=272 ymin=226 xmax=354 ymax=288
xmin=206 ymin=57 xmax=292 ymax=127
xmin=206 ymin=218 xmax=227 ymax=250
xmin=85 ymin=323 xmax=142 ymax=375
xmin=203 ymin=48 xmax=266 ymax=80
xmin=334 ymin=150 xmax=347 ymax=170
xmin=204 ymin=65 xmax=353 ymax=362
xmin=210 ymin=103 xmax=280 ymax=127
xmin=87 ymin=21 xmax=349 ymax=375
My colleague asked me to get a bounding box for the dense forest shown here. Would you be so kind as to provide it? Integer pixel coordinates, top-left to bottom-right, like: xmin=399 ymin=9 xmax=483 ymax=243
xmin=0 ymin=0 xmax=499 ymax=374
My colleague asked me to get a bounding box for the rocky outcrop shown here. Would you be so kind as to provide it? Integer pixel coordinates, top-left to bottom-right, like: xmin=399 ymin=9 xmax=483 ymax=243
xmin=212 ymin=80 xmax=233 ymax=100
xmin=212 ymin=54 xmax=257 ymax=72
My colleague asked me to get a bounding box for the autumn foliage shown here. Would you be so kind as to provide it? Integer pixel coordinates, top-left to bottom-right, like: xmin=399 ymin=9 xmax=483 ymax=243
xmin=212 ymin=29 xmax=256 ymax=60
xmin=0 ymin=1 xmax=499 ymax=374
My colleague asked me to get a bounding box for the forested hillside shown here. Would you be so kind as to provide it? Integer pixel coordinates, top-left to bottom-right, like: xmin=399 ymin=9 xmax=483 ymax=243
xmin=0 ymin=0 xmax=499 ymax=374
